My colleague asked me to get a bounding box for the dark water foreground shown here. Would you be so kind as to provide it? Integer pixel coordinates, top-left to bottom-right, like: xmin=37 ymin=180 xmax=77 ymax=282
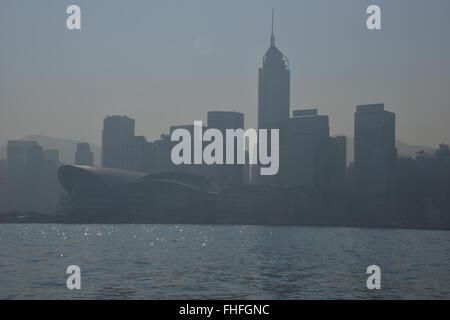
xmin=0 ymin=224 xmax=449 ymax=299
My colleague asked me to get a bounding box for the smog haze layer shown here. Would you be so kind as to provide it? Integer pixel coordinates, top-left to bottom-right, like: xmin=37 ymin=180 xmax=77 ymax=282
xmin=1 ymin=0 xmax=449 ymax=148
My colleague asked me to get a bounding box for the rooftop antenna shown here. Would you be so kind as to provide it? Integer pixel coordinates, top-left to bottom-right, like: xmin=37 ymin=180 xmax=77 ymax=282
xmin=270 ymin=9 xmax=275 ymax=46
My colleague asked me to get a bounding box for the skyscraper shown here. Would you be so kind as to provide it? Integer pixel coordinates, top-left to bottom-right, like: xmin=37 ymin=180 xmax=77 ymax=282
xmin=354 ymin=104 xmax=396 ymax=223
xmin=286 ymin=109 xmax=330 ymax=206
xmin=7 ymin=140 xmax=38 ymax=211
xmin=257 ymin=11 xmax=290 ymax=185
xmin=329 ymin=135 xmax=347 ymax=212
xmin=258 ymin=11 xmax=290 ymax=138
xmin=0 ymin=159 xmax=8 ymax=212
xmin=207 ymin=111 xmax=245 ymax=188
xmin=75 ymin=142 xmax=94 ymax=166
xmin=24 ymin=144 xmax=44 ymax=211
xmin=123 ymin=136 xmax=155 ymax=173
xmin=43 ymin=149 xmax=62 ymax=214
xmin=102 ymin=115 xmax=135 ymax=169
xmin=154 ymin=134 xmax=172 ymax=173
xmin=169 ymin=123 xmax=207 ymax=177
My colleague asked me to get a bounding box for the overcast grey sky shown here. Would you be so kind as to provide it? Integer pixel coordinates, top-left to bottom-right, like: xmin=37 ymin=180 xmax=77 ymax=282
xmin=0 ymin=0 xmax=449 ymax=149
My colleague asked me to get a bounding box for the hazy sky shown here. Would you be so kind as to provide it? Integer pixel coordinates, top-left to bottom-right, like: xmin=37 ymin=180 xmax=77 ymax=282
xmin=1 ymin=0 xmax=449 ymax=149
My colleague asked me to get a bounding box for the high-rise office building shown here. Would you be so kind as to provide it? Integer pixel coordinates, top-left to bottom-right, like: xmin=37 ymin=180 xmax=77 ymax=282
xmin=44 ymin=149 xmax=59 ymax=162
xmin=6 ymin=141 xmax=61 ymax=213
xmin=207 ymin=111 xmax=245 ymax=188
xmin=169 ymin=123 xmax=207 ymax=177
xmin=394 ymin=144 xmax=450 ymax=228
xmin=0 ymin=159 xmax=8 ymax=212
xmin=354 ymin=104 xmax=396 ymax=223
xmin=285 ymin=109 xmax=330 ymax=206
xmin=102 ymin=115 xmax=135 ymax=169
xmin=329 ymin=136 xmax=347 ymax=186
xmin=75 ymin=143 xmax=94 ymax=166
xmin=258 ymin=12 xmax=290 ymax=138
xmin=24 ymin=144 xmax=45 ymax=212
xmin=7 ymin=140 xmax=38 ymax=211
xmin=154 ymin=134 xmax=172 ymax=173
xmin=329 ymin=135 xmax=347 ymax=211
xmin=43 ymin=149 xmax=62 ymax=214
xmin=123 ymin=136 xmax=155 ymax=173
xmin=257 ymin=12 xmax=290 ymax=185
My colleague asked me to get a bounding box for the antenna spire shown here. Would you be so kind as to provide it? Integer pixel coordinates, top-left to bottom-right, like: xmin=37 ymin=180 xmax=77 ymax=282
xmin=270 ymin=9 xmax=275 ymax=46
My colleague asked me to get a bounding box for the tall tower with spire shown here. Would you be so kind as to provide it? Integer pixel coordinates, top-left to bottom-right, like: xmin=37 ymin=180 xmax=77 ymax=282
xmin=258 ymin=10 xmax=290 ymax=139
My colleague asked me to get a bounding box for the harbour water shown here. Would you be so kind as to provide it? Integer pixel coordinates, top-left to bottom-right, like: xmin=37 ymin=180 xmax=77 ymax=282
xmin=0 ymin=224 xmax=449 ymax=299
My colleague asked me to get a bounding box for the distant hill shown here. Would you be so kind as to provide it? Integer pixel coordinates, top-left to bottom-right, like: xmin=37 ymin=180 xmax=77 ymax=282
xmin=343 ymin=136 xmax=436 ymax=164
xmin=0 ymin=135 xmax=101 ymax=166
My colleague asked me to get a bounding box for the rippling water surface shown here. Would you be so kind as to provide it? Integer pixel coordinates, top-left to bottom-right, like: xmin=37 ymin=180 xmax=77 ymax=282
xmin=0 ymin=224 xmax=449 ymax=299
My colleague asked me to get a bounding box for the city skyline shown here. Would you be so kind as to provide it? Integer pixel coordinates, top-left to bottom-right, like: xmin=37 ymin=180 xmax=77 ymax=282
xmin=1 ymin=1 xmax=450 ymax=302
xmin=1 ymin=0 xmax=450 ymax=149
